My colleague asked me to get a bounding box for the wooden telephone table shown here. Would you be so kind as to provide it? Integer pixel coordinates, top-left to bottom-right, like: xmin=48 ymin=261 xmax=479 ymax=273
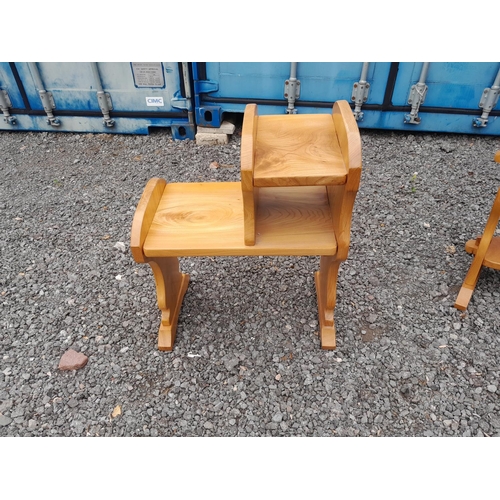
xmin=130 ymin=100 xmax=362 ymax=351
xmin=455 ymin=151 xmax=500 ymax=310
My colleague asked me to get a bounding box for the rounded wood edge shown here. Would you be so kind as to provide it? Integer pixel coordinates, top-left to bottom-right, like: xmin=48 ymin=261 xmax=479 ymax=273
xmin=332 ymin=100 xmax=362 ymax=175
xmin=130 ymin=178 xmax=167 ymax=263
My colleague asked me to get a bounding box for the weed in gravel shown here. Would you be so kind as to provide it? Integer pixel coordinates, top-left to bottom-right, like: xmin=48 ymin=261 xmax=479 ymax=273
xmin=410 ymin=172 xmax=418 ymax=193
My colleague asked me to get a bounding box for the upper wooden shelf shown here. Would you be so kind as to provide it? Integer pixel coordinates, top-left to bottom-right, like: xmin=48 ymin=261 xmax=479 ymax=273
xmin=142 ymin=181 xmax=337 ymax=257
xmin=253 ymin=114 xmax=347 ymax=187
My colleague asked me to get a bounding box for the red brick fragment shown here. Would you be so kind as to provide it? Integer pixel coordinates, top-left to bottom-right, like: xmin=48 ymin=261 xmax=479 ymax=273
xmin=58 ymin=349 xmax=88 ymax=371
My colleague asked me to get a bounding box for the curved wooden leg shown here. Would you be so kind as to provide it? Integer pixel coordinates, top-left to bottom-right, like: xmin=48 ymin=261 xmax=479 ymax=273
xmin=148 ymin=258 xmax=190 ymax=351
xmin=455 ymin=188 xmax=500 ymax=311
xmin=315 ymin=256 xmax=342 ymax=349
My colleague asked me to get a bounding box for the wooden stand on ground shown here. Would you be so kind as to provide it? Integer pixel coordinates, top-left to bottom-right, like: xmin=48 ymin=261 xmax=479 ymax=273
xmin=131 ymin=100 xmax=362 ymax=351
xmin=454 ymin=151 xmax=500 ymax=311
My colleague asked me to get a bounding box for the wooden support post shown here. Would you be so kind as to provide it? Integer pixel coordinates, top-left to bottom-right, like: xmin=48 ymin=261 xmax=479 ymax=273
xmin=147 ymin=258 xmax=189 ymax=351
xmin=241 ymin=103 xmax=258 ymax=246
xmin=315 ymin=256 xmax=342 ymax=349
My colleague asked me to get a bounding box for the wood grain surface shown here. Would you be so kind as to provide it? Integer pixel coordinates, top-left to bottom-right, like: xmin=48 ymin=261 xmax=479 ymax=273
xmin=253 ymin=114 xmax=347 ymax=187
xmin=142 ymin=182 xmax=337 ymax=257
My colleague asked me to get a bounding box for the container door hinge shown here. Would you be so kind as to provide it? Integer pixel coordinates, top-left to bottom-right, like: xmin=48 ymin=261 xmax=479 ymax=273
xmin=351 ymin=63 xmax=370 ymax=121
xmin=474 ymin=86 xmax=500 ymax=128
xmin=170 ymin=97 xmax=191 ymax=110
xmin=351 ymin=82 xmax=370 ymax=121
xmin=194 ymin=80 xmax=219 ymax=94
xmin=0 ymin=89 xmax=16 ymax=125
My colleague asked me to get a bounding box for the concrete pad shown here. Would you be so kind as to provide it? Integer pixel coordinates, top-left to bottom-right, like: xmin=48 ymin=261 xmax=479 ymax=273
xmin=197 ymin=120 xmax=236 ymax=135
xmin=195 ymin=133 xmax=229 ymax=145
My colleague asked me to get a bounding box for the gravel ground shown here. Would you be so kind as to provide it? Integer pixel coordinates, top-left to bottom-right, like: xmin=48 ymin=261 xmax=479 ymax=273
xmin=1 ymin=123 xmax=499 ymax=438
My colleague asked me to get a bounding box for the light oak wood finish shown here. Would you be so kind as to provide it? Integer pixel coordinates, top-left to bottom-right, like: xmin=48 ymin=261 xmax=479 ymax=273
xmin=253 ymin=114 xmax=347 ymax=187
xmin=131 ymin=100 xmax=362 ymax=351
xmin=241 ymin=103 xmax=258 ymax=245
xmin=149 ymin=258 xmax=189 ymax=351
xmin=130 ymin=177 xmax=166 ymax=263
xmin=464 ymin=237 xmax=500 ymax=269
xmin=455 ymin=151 xmax=500 ymax=311
xmin=131 ymin=178 xmax=190 ymax=351
xmin=315 ymin=101 xmax=362 ymax=348
xmin=142 ymin=182 xmax=337 ymax=257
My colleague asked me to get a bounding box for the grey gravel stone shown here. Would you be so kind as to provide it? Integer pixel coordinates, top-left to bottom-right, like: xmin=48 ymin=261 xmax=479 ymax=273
xmin=224 ymin=357 xmax=239 ymax=371
xmin=0 ymin=416 xmax=12 ymax=426
xmin=272 ymin=412 xmax=283 ymax=423
xmin=1 ymin=126 xmax=500 ymax=437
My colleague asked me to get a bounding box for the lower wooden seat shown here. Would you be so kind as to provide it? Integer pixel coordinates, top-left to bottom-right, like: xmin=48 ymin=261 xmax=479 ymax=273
xmin=143 ymin=181 xmax=337 ymax=257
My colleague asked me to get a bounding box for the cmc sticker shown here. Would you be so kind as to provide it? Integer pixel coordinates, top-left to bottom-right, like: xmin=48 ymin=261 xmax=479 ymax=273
xmin=146 ymin=97 xmax=164 ymax=107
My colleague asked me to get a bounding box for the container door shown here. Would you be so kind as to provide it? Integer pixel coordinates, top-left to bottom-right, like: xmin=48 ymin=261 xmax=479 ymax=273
xmin=194 ymin=62 xmax=391 ymax=127
xmin=0 ymin=62 xmax=194 ymax=138
xmin=385 ymin=62 xmax=500 ymax=134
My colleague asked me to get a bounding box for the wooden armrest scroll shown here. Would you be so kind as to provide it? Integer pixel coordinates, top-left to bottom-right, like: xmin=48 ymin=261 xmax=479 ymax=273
xmin=130 ymin=178 xmax=167 ymax=263
xmin=328 ymin=100 xmax=362 ymax=260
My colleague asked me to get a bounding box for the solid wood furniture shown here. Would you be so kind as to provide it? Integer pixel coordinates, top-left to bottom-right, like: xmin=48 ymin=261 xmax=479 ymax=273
xmin=454 ymin=151 xmax=500 ymax=310
xmin=131 ymin=100 xmax=362 ymax=351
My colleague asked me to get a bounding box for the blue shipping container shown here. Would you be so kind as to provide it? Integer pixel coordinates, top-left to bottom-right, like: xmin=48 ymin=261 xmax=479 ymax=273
xmin=193 ymin=62 xmax=500 ymax=136
xmin=0 ymin=62 xmax=195 ymax=139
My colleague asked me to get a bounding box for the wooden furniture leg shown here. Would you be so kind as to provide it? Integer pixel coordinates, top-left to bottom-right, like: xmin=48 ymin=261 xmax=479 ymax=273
xmin=147 ymin=257 xmax=190 ymax=351
xmin=455 ymin=187 xmax=500 ymax=310
xmin=313 ymin=100 xmax=362 ymax=349
xmin=315 ymin=255 xmax=342 ymax=349
xmin=130 ymin=178 xmax=190 ymax=350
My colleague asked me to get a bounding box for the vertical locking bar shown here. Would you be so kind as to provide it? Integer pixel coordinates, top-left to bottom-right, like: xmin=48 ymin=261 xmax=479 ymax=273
xmin=0 ymin=84 xmax=16 ymax=125
xmin=284 ymin=62 xmax=300 ymax=114
xmin=90 ymin=62 xmax=115 ymax=128
xmin=404 ymin=62 xmax=430 ymax=124
xmin=473 ymin=65 xmax=500 ymax=128
xmin=351 ymin=62 xmax=370 ymax=121
xmin=28 ymin=62 xmax=60 ymax=127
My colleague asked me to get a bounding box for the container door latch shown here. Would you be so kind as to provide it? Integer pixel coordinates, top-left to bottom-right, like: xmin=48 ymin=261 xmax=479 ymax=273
xmin=351 ymin=63 xmax=370 ymax=121
xmin=284 ymin=63 xmax=300 ymax=114
xmin=473 ymin=66 xmax=500 ymax=128
xmin=0 ymin=89 xmax=16 ymax=125
xmin=28 ymin=62 xmax=61 ymax=127
xmin=404 ymin=63 xmax=430 ymax=125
